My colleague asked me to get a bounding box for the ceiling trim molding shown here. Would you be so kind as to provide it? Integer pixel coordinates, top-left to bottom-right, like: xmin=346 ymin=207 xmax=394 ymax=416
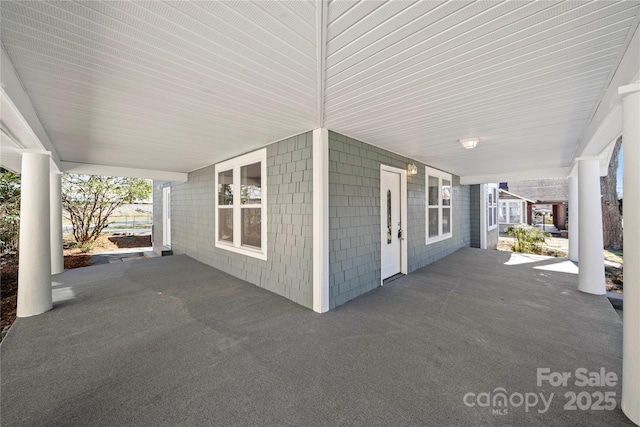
xmin=460 ymin=167 xmax=571 ymax=185
xmin=316 ymin=0 xmax=328 ymax=128
xmin=60 ymin=161 xmax=188 ymax=182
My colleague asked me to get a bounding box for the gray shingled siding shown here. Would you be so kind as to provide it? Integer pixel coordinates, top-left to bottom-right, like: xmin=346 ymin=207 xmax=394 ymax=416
xmin=328 ymin=131 xmax=471 ymax=309
xmin=470 ymin=185 xmax=481 ymax=248
xmin=161 ymin=132 xmax=314 ymax=309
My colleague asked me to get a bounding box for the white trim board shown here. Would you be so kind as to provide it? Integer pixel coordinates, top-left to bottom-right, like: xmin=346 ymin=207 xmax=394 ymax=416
xmin=312 ymin=128 xmax=329 ymax=313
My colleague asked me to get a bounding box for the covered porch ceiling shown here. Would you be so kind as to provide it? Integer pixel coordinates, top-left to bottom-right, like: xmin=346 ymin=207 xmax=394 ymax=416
xmin=1 ymin=1 xmax=639 ymax=182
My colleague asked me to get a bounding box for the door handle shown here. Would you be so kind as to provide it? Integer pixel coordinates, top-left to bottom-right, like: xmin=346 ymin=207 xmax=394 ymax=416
xmin=398 ymin=228 xmax=403 ymax=239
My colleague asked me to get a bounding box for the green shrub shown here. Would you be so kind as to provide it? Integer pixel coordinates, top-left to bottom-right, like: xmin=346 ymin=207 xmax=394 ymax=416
xmin=504 ymin=224 xmax=550 ymax=254
xmin=77 ymin=241 xmax=95 ymax=253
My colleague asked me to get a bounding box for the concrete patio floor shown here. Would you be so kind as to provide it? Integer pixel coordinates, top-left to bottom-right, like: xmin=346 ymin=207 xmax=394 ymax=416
xmin=1 ymin=248 xmax=631 ymax=426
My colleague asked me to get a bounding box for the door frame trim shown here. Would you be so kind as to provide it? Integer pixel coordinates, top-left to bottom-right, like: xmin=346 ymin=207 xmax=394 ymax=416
xmin=162 ymin=186 xmax=171 ymax=247
xmin=380 ymin=164 xmax=408 ymax=285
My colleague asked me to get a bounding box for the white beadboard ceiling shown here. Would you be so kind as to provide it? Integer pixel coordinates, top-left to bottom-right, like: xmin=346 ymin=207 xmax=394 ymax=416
xmin=1 ymin=0 xmax=639 ymax=178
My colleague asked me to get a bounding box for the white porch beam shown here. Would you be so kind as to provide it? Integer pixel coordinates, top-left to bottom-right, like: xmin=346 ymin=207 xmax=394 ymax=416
xmin=567 ymin=176 xmax=579 ymax=262
xmin=312 ymin=128 xmax=329 ymax=313
xmin=620 ymin=81 xmax=640 ymax=425
xmin=60 ymin=161 xmax=188 ymax=182
xmin=573 ymin=17 xmax=639 ymax=161
xmin=17 ymin=151 xmax=52 ymax=317
xmin=50 ymin=172 xmax=64 ymax=275
xmin=460 ymin=167 xmax=570 ymax=185
xmin=1 ymin=47 xmax=61 ymax=170
xmin=576 ymin=157 xmax=605 ymax=295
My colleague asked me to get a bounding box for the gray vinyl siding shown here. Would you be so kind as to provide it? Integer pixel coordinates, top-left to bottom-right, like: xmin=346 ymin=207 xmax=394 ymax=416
xmin=158 ymin=132 xmax=314 ymax=309
xmin=328 ymin=131 xmax=471 ymax=309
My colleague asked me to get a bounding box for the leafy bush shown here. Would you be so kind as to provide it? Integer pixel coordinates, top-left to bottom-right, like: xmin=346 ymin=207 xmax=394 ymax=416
xmin=0 ymin=169 xmax=20 ymax=254
xmin=504 ymin=224 xmax=550 ymax=254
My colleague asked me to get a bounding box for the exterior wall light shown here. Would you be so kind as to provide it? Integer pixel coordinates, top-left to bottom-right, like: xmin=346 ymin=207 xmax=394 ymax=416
xmin=407 ymin=163 xmax=418 ymax=175
xmin=460 ymin=138 xmax=479 ymax=149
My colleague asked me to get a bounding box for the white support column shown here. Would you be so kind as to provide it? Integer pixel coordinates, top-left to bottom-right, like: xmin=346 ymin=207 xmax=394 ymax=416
xmin=50 ymin=171 xmax=64 ymax=275
xmin=312 ymin=128 xmax=329 ymax=313
xmin=568 ymin=176 xmax=579 ymax=262
xmin=577 ymin=157 xmax=605 ymax=295
xmin=17 ymin=151 xmax=52 ymax=317
xmin=620 ymin=82 xmax=640 ymax=425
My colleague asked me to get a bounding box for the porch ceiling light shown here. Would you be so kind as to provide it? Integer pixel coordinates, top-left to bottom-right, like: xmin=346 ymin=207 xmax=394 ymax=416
xmin=407 ymin=163 xmax=418 ymax=176
xmin=460 ymin=138 xmax=479 ymax=149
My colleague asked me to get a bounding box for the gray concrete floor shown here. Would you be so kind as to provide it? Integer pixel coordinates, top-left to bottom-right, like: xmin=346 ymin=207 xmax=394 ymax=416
xmin=1 ymin=248 xmax=631 ymax=426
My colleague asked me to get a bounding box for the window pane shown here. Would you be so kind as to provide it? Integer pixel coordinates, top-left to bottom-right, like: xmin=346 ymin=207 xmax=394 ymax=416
xmin=387 ymin=190 xmax=392 ymax=244
xmin=428 ymin=176 xmax=439 ymax=206
xmin=241 ymin=162 xmax=261 ymax=205
xmin=509 ymin=203 xmax=521 ymax=224
xmin=443 ymin=208 xmax=451 ymax=234
xmin=242 ymin=208 xmax=261 ymax=248
xmin=499 ymin=203 xmax=507 ymax=223
xmin=428 ymin=208 xmax=439 ymax=238
xmin=218 ymin=170 xmax=233 ymax=205
xmin=218 ymin=208 xmax=233 ymax=242
xmin=442 ymin=180 xmax=451 ymax=206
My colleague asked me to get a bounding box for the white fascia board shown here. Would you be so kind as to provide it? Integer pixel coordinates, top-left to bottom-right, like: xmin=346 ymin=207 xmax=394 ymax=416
xmin=60 ymin=161 xmax=188 ymax=182
xmin=460 ymin=167 xmax=570 ymax=185
xmin=1 ymin=47 xmax=61 ymax=168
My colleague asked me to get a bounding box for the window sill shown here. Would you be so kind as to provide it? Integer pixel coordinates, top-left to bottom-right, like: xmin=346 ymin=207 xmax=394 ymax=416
xmin=215 ymin=241 xmax=267 ymax=261
xmin=426 ymin=233 xmax=452 ymax=245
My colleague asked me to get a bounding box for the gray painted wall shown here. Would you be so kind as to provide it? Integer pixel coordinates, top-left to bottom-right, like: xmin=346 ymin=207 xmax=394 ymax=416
xmin=328 ymin=131 xmax=470 ymax=309
xmin=156 ymin=132 xmax=314 ymax=309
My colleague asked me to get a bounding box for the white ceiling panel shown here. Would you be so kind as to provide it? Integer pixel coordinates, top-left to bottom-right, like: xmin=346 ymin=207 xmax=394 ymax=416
xmin=1 ymin=0 xmax=639 ymax=179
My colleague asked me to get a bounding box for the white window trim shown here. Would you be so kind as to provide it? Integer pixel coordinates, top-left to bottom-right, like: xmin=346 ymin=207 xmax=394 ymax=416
xmin=426 ymin=167 xmax=453 ymax=245
xmin=487 ymin=184 xmax=498 ymax=231
xmin=214 ymin=149 xmax=267 ymax=260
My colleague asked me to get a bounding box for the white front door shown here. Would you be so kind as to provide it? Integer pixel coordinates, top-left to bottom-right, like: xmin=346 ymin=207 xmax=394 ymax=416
xmin=162 ymin=187 xmax=171 ymax=247
xmin=381 ymin=169 xmax=402 ymax=280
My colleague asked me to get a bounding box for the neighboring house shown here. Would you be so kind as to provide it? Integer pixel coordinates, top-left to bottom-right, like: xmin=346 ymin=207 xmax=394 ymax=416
xmin=498 ymin=179 xmax=569 ymax=233
xmin=497 ymin=189 xmax=534 ymax=233
xmin=152 ymin=132 xmax=500 ymax=311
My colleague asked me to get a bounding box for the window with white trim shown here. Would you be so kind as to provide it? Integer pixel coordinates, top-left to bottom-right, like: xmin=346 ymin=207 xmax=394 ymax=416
xmin=499 ymin=200 xmax=525 ymax=225
xmin=487 ymin=184 xmax=498 ymax=230
xmin=215 ymin=149 xmax=267 ymax=260
xmin=426 ymin=167 xmax=453 ymax=244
